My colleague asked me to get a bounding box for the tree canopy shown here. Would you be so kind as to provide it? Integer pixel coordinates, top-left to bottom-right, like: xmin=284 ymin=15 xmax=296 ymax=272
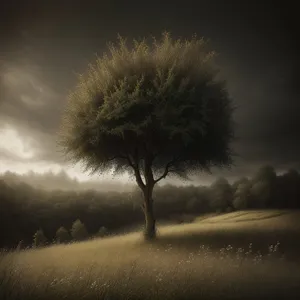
xmin=58 ymin=32 xmax=235 ymax=239
xmin=59 ymin=32 xmax=234 ymax=187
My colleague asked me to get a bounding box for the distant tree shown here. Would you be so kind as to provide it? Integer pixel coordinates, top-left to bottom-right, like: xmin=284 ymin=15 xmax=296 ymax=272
xmin=285 ymin=168 xmax=300 ymax=180
xmin=56 ymin=226 xmax=71 ymax=244
xmin=97 ymin=226 xmax=108 ymax=238
xmin=233 ymin=181 xmax=251 ymax=210
xmin=210 ymin=177 xmax=234 ymax=212
xmin=285 ymin=169 xmax=300 ymax=206
xmin=250 ymin=181 xmax=270 ymax=208
xmin=251 ymin=165 xmax=277 ymax=208
xmin=275 ymin=169 xmax=300 ymax=208
xmin=71 ymin=219 xmax=89 ymax=241
xmin=186 ymin=196 xmax=198 ymax=213
xmin=252 ymin=165 xmax=277 ymax=183
xmin=33 ymin=229 xmax=47 ymax=248
xmin=16 ymin=240 xmax=24 ymax=251
xmin=232 ymin=177 xmax=249 ymax=192
xmin=58 ymin=32 xmax=235 ymax=240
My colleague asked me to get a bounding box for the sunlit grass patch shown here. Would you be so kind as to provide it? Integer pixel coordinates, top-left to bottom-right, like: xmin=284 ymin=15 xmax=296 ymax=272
xmin=195 ymin=210 xmax=290 ymax=224
xmin=1 ymin=238 xmax=299 ymax=300
xmin=1 ymin=210 xmax=300 ymax=299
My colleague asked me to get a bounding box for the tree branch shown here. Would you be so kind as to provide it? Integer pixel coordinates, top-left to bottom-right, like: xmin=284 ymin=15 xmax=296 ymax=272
xmin=142 ymin=143 xmax=154 ymax=187
xmin=154 ymin=163 xmax=172 ymax=183
xmin=125 ymin=150 xmax=145 ymax=190
xmin=134 ymin=167 xmax=146 ymax=190
xmin=107 ymin=155 xmax=127 ymax=161
xmin=154 ymin=157 xmax=179 ymax=183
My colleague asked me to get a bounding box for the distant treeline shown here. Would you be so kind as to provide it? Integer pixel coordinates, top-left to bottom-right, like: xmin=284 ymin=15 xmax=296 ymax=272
xmin=1 ymin=170 xmax=134 ymax=193
xmin=1 ymin=165 xmax=300 ymax=249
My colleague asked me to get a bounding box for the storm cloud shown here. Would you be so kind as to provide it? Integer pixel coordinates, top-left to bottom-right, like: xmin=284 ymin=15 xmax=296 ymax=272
xmin=0 ymin=0 xmax=299 ymax=184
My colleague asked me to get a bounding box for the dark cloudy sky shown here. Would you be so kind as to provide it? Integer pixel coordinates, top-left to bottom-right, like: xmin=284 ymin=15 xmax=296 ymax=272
xmin=0 ymin=0 xmax=299 ymax=185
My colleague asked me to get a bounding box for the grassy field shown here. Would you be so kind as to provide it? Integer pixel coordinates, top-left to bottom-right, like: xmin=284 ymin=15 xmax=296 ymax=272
xmin=1 ymin=210 xmax=300 ymax=300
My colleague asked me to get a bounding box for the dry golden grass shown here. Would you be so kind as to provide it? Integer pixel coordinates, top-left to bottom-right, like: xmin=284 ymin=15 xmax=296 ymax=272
xmin=1 ymin=210 xmax=300 ymax=299
xmin=194 ymin=209 xmax=292 ymax=223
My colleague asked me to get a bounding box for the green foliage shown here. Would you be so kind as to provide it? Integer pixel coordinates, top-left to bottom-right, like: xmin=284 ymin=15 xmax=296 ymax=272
xmin=56 ymin=226 xmax=71 ymax=244
xmin=233 ymin=181 xmax=251 ymax=209
xmin=33 ymin=229 xmax=47 ymax=248
xmin=186 ymin=196 xmax=198 ymax=212
xmin=71 ymin=219 xmax=89 ymax=241
xmin=59 ymin=32 xmax=234 ymax=182
xmin=232 ymin=177 xmax=249 ymax=191
xmin=97 ymin=226 xmax=108 ymax=238
xmin=252 ymin=165 xmax=276 ymax=184
xmin=285 ymin=168 xmax=300 ymax=181
xmin=210 ymin=177 xmax=233 ymax=212
xmin=250 ymin=181 xmax=270 ymax=208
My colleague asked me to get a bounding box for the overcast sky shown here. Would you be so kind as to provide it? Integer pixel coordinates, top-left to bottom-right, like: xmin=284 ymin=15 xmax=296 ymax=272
xmin=0 ymin=0 xmax=299 ymax=185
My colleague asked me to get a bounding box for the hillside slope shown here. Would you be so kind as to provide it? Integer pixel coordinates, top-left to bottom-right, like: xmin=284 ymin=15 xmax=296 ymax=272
xmin=1 ymin=210 xmax=300 ymax=300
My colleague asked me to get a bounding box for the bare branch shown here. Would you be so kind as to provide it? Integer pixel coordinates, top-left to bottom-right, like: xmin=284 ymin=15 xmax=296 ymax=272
xmin=125 ymin=155 xmax=135 ymax=168
xmin=107 ymin=155 xmax=127 ymax=161
xmin=134 ymin=167 xmax=146 ymax=190
xmin=154 ymin=157 xmax=179 ymax=183
xmin=154 ymin=163 xmax=172 ymax=183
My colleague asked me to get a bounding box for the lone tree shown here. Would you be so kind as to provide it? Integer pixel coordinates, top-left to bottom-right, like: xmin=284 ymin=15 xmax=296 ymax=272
xmin=59 ymin=32 xmax=234 ymax=240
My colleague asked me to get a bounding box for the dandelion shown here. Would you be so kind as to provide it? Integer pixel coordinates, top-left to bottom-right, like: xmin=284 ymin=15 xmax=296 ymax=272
xmin=226 ymin=245 xmax=233 ymax=251
xmin=102 ymin=282 xmax=110 ymax=288
xmin=90 ymin=280 xmax=98 ymax=289
xmin=50 ymin=278 xmax=59 ymax=286
xmin=274 ymin=241 xmax=280 ymax=252
xmin=155 ymin=272 xmax=163 ymax=282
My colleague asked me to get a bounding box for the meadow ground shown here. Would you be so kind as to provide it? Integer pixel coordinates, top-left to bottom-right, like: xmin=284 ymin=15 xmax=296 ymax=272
xmin=1 ymin=210 xmax=300 ymax=300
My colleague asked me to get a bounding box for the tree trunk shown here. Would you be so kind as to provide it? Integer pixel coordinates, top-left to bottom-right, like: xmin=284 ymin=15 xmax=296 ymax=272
xmin=132 ymin=155 xmax=156 ymax=240
xmin=143 ymin=187 xmax=156 ymax=240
